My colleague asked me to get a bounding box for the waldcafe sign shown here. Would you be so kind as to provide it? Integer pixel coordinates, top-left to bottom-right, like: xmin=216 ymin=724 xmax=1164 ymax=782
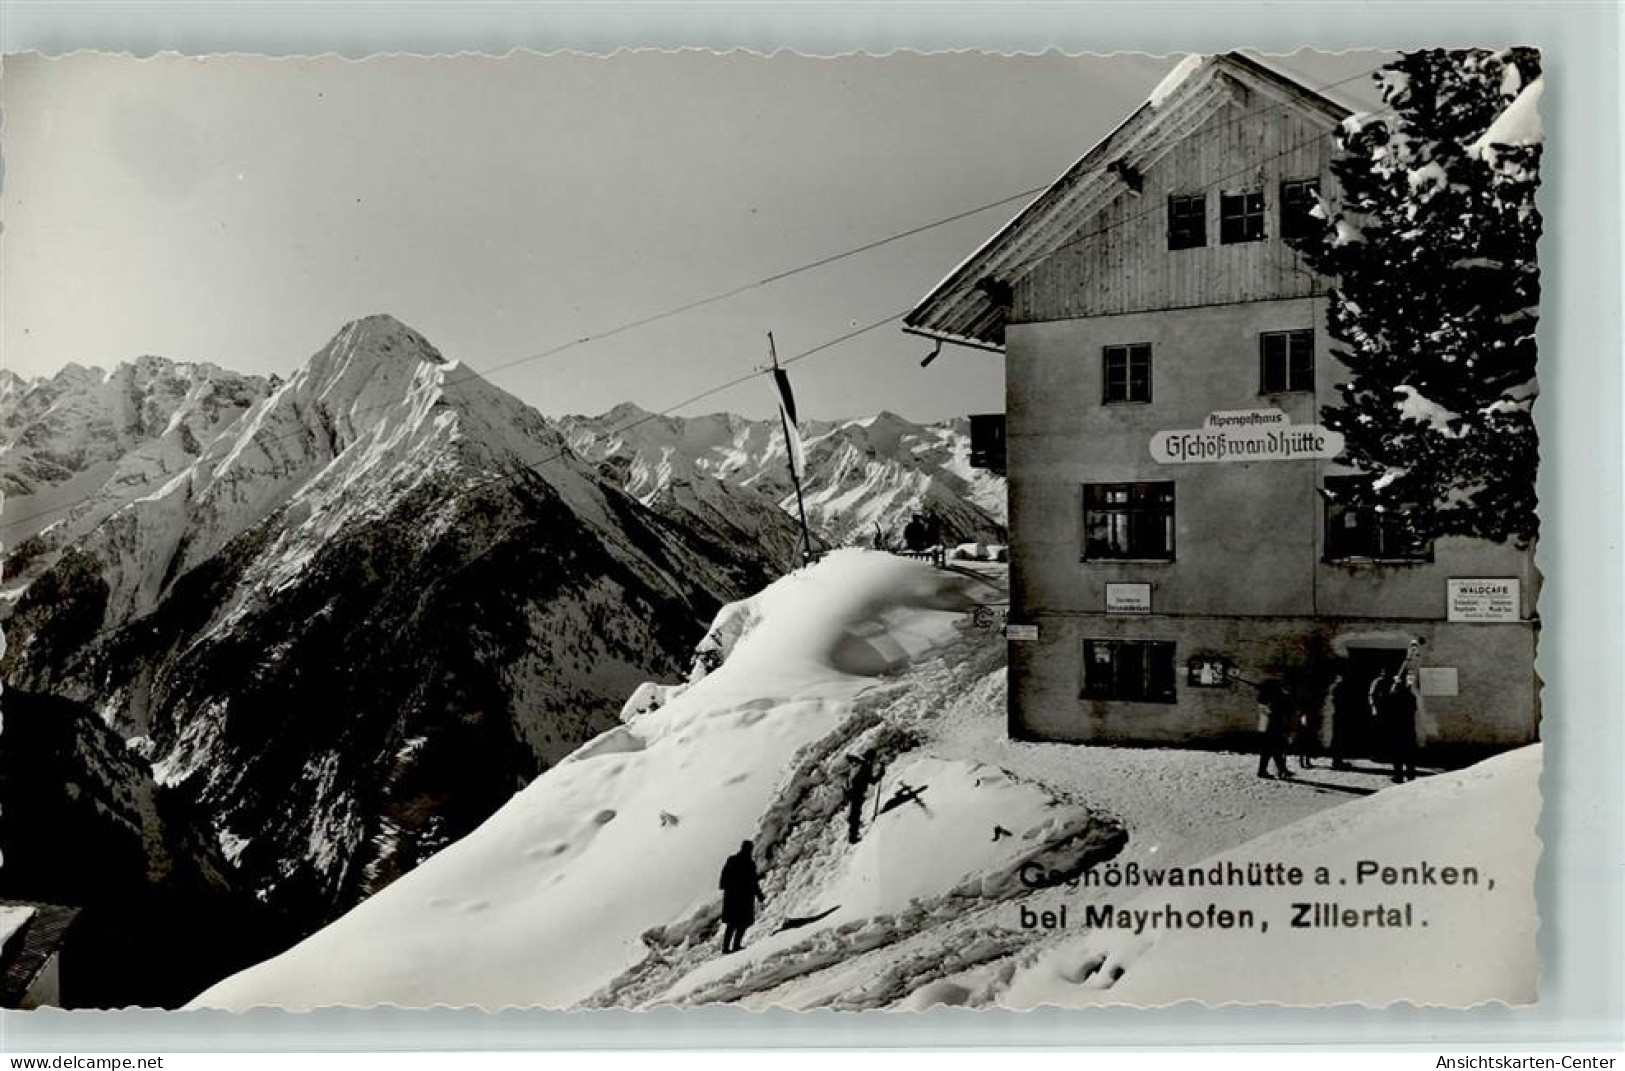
xmin=1149 ymin=408 xmax=1345 ymax=464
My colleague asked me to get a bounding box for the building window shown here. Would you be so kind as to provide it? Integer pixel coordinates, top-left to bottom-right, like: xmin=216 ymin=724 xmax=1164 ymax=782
xmin=1102 ymin=344 xmax=1152 ymax=404
xmin=1260 ymin=330 xmax=1315 ymax=393
xmin=1280 ymin=178 xmax=1320 ymax=241
xmin=1322 ymin=475 xmax=1433 ymax=562
xmin=1083 ymin=639 xmax=1177 ymax=703
xmin=1219 ymin=190 xmax=1266 ymax=244
xmin=1167 ymin=194 xmax=1206 ymax=250
xmin=1084 ymin=482 xmax=1175 ymax=561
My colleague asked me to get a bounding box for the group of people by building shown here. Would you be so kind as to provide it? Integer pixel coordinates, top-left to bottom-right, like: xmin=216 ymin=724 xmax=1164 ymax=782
xmin=1255 ymin=660 xmax=1424 ymax=785
xmin=872 ymin=513 xmax=947 ymax=566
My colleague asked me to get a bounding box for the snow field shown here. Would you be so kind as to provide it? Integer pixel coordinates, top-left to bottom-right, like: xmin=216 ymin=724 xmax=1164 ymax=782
xmin=992 ymin=745 xmax=1540 ymax=1008
xmin=191 ymin=551 xmax=993 ymax=1010
xmin=191 ymin=549 xmax=1539 ymax=1011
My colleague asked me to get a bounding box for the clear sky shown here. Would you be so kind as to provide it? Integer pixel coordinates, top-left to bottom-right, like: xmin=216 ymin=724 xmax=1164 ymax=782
xmin=0 ymin=48 xmax=1386 ymax=421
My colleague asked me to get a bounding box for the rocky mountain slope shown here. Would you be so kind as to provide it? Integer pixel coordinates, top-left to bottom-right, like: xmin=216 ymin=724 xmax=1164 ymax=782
xmin=1 ymin=357 xmax=273 ymax=562
xmin=1 ymin=315 xmax=793 ymax=935
xmin=558 ymin=404 xmax=1007 ymax=551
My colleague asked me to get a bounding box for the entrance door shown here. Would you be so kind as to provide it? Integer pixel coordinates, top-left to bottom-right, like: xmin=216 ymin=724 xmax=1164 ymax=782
xmin=1332 ymin=646 xmax=1411 ymax=760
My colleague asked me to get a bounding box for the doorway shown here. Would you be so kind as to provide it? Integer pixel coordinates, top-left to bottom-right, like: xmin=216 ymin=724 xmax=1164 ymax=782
xmin=1329 ymin=645 xmax=1411 ymax=762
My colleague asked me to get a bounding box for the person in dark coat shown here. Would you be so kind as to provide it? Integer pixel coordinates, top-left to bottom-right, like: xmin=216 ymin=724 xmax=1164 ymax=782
xmin=1380 ymin=671 xmax=1421 ymax=783
xmin=903 ymin=514 xmax=928 ymax=554
xmin=1328 ymin=672 xmax=1368 ymax=771
xmin=718 ymin=840 xmax=766 ymax=953
xmin=1255 ymin=680 xmax=1293 ymax=780
xmin=845 ymin=751 xmax=877 ymax=844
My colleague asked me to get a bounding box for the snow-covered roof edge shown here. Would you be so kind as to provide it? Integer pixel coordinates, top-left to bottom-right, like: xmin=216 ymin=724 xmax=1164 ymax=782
xmin=904 ymin=51 xmax=1355 ymax=351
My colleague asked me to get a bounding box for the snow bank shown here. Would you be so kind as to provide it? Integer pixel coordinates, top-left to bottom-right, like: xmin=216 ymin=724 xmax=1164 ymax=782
xmin=0 ymin=905 xmax=35 ymax=955
xmin=951 ymin=542 xmax=1008 ymax=563
xmin=655 ymin=754 xmax=1115 ymax=1004
xmin=997 ymin=745 xmax=1541 ymax=1008
xmin=190 ymin=550 xmax=979 ymax=1011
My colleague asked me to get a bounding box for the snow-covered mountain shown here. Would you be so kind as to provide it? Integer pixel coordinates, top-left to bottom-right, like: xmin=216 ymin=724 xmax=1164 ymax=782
xmin=558 ymin=404 xmax=1007 ymax=551
xmin=1 ymin=315 xmax=795 ymax=933
xmin=1 ymin=357 xmax=274 ymax=561
xmin=192 ymin=551 xmax=1539 ymax=1011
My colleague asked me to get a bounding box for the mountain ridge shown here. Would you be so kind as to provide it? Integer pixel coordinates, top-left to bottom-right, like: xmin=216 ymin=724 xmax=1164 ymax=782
xmin=1 ymin=315 xmax=799 ymax=945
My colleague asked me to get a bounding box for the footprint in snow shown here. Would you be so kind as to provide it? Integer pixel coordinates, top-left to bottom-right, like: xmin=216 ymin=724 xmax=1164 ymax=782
xmin=593 ymin=809 xmax=617 ymax=825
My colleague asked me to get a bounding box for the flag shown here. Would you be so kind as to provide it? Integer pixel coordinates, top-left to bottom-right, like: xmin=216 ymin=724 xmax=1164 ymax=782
xmin=774 ymin=367 xmax=806 ymax=481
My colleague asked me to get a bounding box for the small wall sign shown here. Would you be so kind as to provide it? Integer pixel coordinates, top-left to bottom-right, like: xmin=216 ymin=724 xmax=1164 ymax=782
xmin=1447 ymin=578 xmax=1520 ymax=623
xmin=1418 ymin=667 xmax=1459 ymax=697
xmin=1187 ymin=655 xmax=1234 ymax=688
xmin=1005 ymin=624 xmax=1039 ymax=642
xmin=1105 ymin=582 xmax=1151 ymax=614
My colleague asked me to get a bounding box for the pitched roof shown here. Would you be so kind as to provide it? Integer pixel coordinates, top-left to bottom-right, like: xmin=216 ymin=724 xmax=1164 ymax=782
xmin=903 ymin=52 xmax=1353 ymax=350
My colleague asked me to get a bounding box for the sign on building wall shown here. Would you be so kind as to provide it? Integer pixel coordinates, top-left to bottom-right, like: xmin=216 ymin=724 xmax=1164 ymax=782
xmin=1418 ymin=667 xmax=1460 ymax=697
xmin=1447 ymin=578 xmax=1521 ymax=623
xmin=1105 ymin=582 xmax=1151 ymax=614
xmin=1148 ymin=408 xmax=1345 ymax=464
xmin=1005 ymin=624 xmax=1039 ymax=642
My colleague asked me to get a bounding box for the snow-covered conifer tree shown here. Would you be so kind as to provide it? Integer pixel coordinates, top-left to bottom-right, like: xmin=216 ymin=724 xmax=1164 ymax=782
xmin=1293 ymin=48 xmax=1544 ymax=546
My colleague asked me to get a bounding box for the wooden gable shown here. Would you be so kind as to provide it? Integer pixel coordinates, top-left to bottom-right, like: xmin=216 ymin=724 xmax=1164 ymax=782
xmin=905 ymin=53 xmax=1352 ymax=348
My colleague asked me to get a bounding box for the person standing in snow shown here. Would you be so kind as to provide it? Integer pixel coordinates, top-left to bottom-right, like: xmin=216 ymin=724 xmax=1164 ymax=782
xmin=1255 ymin=680 xmax=1293 ymax=780
xmin=1381 ymin=670 xmax=1422 ymax=783
xmin=1328 ymin=671 xmax=1367 ymax=771
xmin=903 ymin=514 xmax=928 ymax=555
xmin=1293 ymin=681 xmax=1322 ymax=770
xmin=718 ymin=840 xmax=766 ymax=954
xmin=845 ymin=751 xmax=878 ymax=844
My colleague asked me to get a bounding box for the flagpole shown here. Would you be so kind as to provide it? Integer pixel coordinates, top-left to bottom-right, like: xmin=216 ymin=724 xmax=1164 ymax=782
xmin=769 ymin=332 xmax=815 ymax=566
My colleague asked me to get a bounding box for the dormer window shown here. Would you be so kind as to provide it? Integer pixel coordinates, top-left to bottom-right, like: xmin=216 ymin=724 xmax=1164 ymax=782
xmin=1220 ymin=190 xmax=1266 ymax=244
xmin=1167 ymin=194 xmax=1206 ymax=250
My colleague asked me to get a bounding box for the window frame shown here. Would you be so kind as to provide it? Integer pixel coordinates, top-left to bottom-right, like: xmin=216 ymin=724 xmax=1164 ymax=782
xmin=1279 ymin=178 xmax=1320 ymax=242
xmin=1082 ymin=639 xmax=1178 ymax=703
xmin=1259 ymin=329 xmax=1316 ymax=394
xmin=1082 ymin=481 xmax=1176 ymax=562
xmin=1219 ymin=189 xmax=1266 ymax=244
xmin=1321 ymin=475 xmax=1434 ymax=564
xmin=1166 ymin=193 xmax=1207 ymax=250
xmin=1101 ymin=343 xmax=1153 ymax=404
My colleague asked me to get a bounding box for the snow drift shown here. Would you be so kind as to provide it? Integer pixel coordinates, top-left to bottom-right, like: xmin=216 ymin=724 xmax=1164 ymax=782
xmin=191 ymin=551 xmax=1116 ymax=1010
xmin=990 ymin=745 xmax=1541 ymax=1008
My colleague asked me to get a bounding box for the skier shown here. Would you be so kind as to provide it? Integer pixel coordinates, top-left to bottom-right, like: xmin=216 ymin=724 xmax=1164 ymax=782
xmin=1255 ymin=679 xmax=1293 ymax=780
xmin=718 ymin=840 xmax=766 ymax=954
xmin=844 ymin=751 xmax=878 ymax=844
